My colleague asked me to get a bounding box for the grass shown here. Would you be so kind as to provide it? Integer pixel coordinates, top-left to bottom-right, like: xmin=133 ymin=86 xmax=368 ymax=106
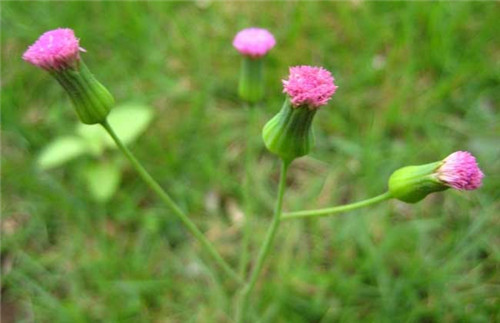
xmin=2 ymin=1 xmax=499 ymax=322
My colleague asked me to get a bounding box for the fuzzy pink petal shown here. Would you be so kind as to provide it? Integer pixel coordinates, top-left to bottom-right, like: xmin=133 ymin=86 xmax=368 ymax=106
xmin=437 ymin=151 xmax=484 ymax=190
xmin=23 ymin=28 xmax=83 ymax=71
xmin=282 ymin=66 xmax=338 ymax=108
xmin=233 ymin=28 xmax=276 ymax=58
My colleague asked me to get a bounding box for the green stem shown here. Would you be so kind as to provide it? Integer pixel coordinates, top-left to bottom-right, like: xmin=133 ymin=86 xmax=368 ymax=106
xmin=239 ymin=57 xmax=264 ymax=104
xmin=282 ymin=192 xmax=393 ymax=220
xmin=236 ymin=159 xmax=290 ymax=322
xmin=100 ymin=120 xmax=242 ymax=284
xmin=238 ymin=103 xmax=257 ymax=276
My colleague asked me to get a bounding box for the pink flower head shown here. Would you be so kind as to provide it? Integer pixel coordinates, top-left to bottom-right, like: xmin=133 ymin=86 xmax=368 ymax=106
xmin=436 ymin=151 xmax=484 ymax=190
xmin=232 ymin=28 xmax=276 ymax=58
xmin=283 ymin=66 xmax=338 ymax=109
xmin=23 ymin=28 xmax=85 ymax=71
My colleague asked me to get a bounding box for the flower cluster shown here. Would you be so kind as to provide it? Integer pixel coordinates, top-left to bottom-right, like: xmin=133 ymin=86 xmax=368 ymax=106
xmin=22 ymin=25 xmax=486 ymax=323
xmin=23 ymin=28 xmax=484 ymax=195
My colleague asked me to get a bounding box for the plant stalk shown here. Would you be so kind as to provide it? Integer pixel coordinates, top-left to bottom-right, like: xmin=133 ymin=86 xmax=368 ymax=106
xmin=238 ymin=104 xmax=257 ymax=276
xmin=100 ymin=120 xmax=242 ymax=284
xmin=282 ymin=192 xmax=393 ymax=220
xmin=236 ymin=159 xmax=290 ymax=322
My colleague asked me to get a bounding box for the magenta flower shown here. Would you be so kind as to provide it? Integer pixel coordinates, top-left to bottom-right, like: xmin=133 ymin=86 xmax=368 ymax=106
xmin=233 ymin=28 xmax=276 ymax=58
xmin=22 ymin=28 xmax=113 ymax=124
xmin=23 ymin=28 xmax=85 ymax=71
xmin=437 ymin=151 xmax=484 ymax=190
xmin=283 ymin=66 xmax=338 ymax=109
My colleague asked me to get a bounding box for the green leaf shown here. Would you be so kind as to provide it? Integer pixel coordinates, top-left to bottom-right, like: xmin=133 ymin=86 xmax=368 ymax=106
xmin=105 ymin=103 xmax=154 ymax=147
xmin=82 ymin=161 xmax=121 ymax=202
xmin=76 ymin=123 xmax=107 ymax=156
xmin=76 ymin=103 xmax=154 ymax=152
xmin=37 ymin=136 xmax=88 ymax=170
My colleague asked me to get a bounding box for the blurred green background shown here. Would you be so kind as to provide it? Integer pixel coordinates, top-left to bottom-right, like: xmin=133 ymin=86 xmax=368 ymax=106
xmin=2 ymin=1 xmax=499 ymax=322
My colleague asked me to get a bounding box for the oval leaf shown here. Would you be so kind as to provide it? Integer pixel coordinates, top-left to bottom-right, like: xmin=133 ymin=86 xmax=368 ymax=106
xmin=76 ymin=123 xmax=108 ymax=156
xmin=83 ymin=161 xmax=121 ymax=202
xmin=104 ymin=103 xmax=154 ymax=147
xmin=76 ymin=103 xmax=154 ymax=151
xmin=37 ymin=136 xmax=88 ymax=170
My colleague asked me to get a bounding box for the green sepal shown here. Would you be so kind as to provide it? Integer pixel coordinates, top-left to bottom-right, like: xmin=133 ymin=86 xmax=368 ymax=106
xmin=238 ymin=56 xmax=264 ymax=104
xmin=388 ymin=161 xmax=448 ymax=203
xmin=51 ymin=60 xmax=114 ymax=124
xmin=262 ymin=97 xmax=316 ymax=163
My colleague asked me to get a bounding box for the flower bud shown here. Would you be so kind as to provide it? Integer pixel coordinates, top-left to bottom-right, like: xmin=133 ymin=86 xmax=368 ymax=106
xmin=262 ymin=97 xmax=316 ymax=162
xmin=262 ymin=66 xmax=338 ymax=162
xmin=388 ymin=161 xmax=445 ymax=203
xmin=233 ymin=28 xmax=276 ymax=103
xmin=389 ymin=151 xmax=484 ymax=203
xmin=23 ymin=28 xmax=113 ymax=124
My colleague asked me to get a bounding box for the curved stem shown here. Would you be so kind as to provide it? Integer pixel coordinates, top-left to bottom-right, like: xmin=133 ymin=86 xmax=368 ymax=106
xmin=282 ymin=191 xmax=393 ymax=220
xmin=100 ymin=120 xmax=242 ymax=284
xmin=236 ymin=159 xmax=290 ymax=322
xmin=238 ymin=103 xmax=257 ymax=276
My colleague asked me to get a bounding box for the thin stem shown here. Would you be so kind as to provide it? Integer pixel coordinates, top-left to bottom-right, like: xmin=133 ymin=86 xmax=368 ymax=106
xmin=100 ymin=120 xmax=242 ymax=284
xmin=236 ymin=159 xmax=290 ymax=322
xmin=238 ymin=103 xmax=257 ymax=276
xmin=282 ymin=191 xmax=393 ymax=220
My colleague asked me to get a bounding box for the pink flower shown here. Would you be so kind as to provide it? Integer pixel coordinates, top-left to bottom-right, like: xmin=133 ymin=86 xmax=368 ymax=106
xmin=283 ymin=66 xmax=338 ymax=109
xmin=232 ymin=28 xmax=276 ymax=58
xmin=23 ymin=28 xmax=85 ymax=71
xmin=437 ymin=151 xmax=484 ymax=190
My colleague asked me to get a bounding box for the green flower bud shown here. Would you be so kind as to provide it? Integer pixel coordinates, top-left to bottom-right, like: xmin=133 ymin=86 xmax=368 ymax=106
xmin=238 ymin=56 xmax=264 ymax=104
xmin=262 ymin=97 xmax=316 ymax=163
xmin=388 ymin=161 xmax=447 ymax=203
xmin=389 ymin=151 xmax=484 ymax=203
xmin=51 ymin=60 xmax=114 ymax=125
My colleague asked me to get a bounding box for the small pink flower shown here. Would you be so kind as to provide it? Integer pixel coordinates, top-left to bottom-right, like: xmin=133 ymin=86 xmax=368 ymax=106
xmin=283 ymin=66 xmax=338 ymax=109
xmin=233 ymin=28 xmax=276 ymax=58
xmin=23 ymin=28 xmax=85 ymax=71
xmin=437 ymin=151 xmax=484 ymax=190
